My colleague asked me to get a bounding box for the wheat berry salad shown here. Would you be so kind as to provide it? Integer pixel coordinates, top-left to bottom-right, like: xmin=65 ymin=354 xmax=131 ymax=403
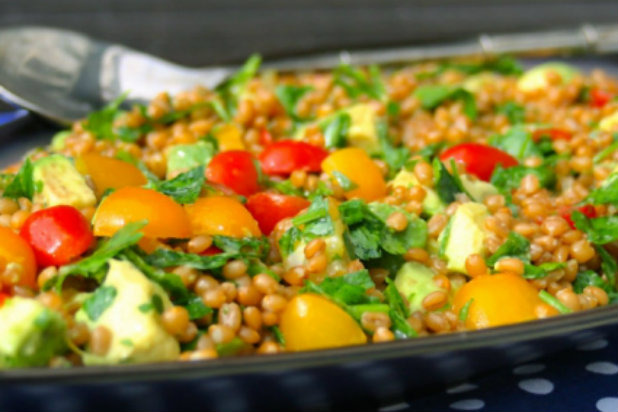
xmin=0 ymin=55 xmax=616 ymax=369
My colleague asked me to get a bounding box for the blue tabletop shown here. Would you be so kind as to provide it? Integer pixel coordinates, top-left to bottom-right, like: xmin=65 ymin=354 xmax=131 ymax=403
xmin=379 ymin=328 xmax=618 ymax=412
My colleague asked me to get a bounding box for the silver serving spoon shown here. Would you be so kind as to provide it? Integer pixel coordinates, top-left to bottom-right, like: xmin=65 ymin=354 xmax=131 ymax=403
xmin=1 ymin=25 xmax=617 ymax=126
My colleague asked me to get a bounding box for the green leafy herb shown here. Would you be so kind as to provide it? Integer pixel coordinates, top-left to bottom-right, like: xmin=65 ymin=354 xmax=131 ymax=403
xmin=334 ymin=64 xmax=385 ymax=100
xmin=414 ymin=85 xmax=477 ymax=120
xmin=271 ymin=326 xmax=286 ymax=346
xmin=82 ymin=286 xmax=117 ymax=321
xmin=347 ymin=303 xmax=390 ymax=319
xmin=593 ymin=133 xmax=618 ymax=163
xmin=317 ymin=269 xmax=376 ymax=305
xmin=146 ymin=166 xmax=205 ymax=204
xmin=216 ymin=337 xmax=248 ymax=357
xmin=432 ymin=158 xmax=463 ymax=203
xmin=215 ymin=54 xmax=261 ymax=117
xmin=458 ymin=299 xmax=474 ymax=322
xmin=491 ymin=164 xmax=556 ymax=194
xmin=539 ymin=290 xmax=572 ymax=314
xmin=115 ymin=124 xmax=154 ymax=143
xmin=83 ymin=93 xmax=127 ymax=140
xmin=3 ymin=158 xmax=36 ymax=199
xmin=138 ymin=294 xmax=165 ymax=314
xmin=584 ymin=172 xmax=618 ymax=205
xmin=292 ymin=196 xmax=334 ymax=238
xmin=489 ymin=125 xmax=540 ymax=161
xmin=384 ymin=280 xmax=416 ymax=338
xmin=486 ymin=232 xmax=530 ymax=266
xmin=278 ymin=226 xmax=302 ymax=256
xmin=596 ymin=245 xmax=617 ymax=290
xmin=376 ymin=121 xmax=410 ymax=178
xmin=144 ymin=249 xmax=240 ymax=272
xmin=572 ymin=211 xmax=618 ymax=245
xmin=523 ymin=262 xmax=566 ymax=279
xmin=322 ymin=112 xmax=351 ymax=148
xmin=212 ymin=235 xmax=270 ymax=259
xmin=573 ymin=269 xmax=618 ymax=303
xmin=331 ymin=171 xmax=358 ymax=191
xmin=497 ymin=102 xmax=525 ymax=124
xmin=275 ymin=84 xmax=314 ymax=122
xmin=416 ymin=142 xmax=446 ymax=161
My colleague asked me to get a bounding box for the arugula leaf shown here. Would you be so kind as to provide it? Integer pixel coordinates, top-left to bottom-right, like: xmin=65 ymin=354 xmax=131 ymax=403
xmin=489 ymin=125 xmax=540 ymax=161
xmin=384 ymin=280 xmax=416 ymax=338
xmin=432 ymin=158 xmax=463 ymax=203
xmin=376 ymin=121 xmax=410 ymax=178
xmin=334 ymin=64 xmax=385 ymax=100
xmin=491 ymin=164 xmax=556 ymax=194
xmin=53 ymin=221 xmax=147 ymax=290
xmin=292 ymin=196 xmax=334 ymax=238
xmin=275 ymin=85 xmax=314 ymax=122
xmin=414 ymin=85 xmax=477 ymax=120
xmin=215 ymin=54 xmax=261 ymax=117
xmin=146 ymin=166 xmax=205 ymax=204
xmin=486 ymin=232 xmax=530 ymax=266
xmin=82 ymin=286 xmax=117 ymax=321
xmin=496 ymin=102 xmax=525 ymax=124
xmin=584 ymin=172 xmax=618 ymax=205
xmin=3 ymin=158 xmax=37 ymax=199
xmin=572 ymin=211 xmax=618 ymax=245
xmin=322 ymin=112 xmax=351 ymax=148
xmin=83 ymin=94 xmax=127 ymax=140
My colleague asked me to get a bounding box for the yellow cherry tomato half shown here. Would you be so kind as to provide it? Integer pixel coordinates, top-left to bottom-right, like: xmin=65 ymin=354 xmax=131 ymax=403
xmin=0 ymin=227 xmax=37 ymax=289
xmin=452 ymin=273 xmax=558 ymax=330
xmin=76 ymin=153 xmax=147 ymax=197
xmin=184 ymin=195 xmax=261 ymax=238
xmin=321 ymin=148 xmax=387 ymax=201
xmin=93 ymin=187 xmax=192 ymax=238
xmin=280 ymin=294 xmax=367 ymax=351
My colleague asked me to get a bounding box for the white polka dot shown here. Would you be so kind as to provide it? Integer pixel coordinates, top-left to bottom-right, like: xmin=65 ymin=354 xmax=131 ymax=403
xmin=578 ymin=339 xmax=609 ymax=351
xmin=513 ymin=363 xmax=546 ymax=375
xmin=586 ymin=362 xmax=618 ymax=375
xmin=379 ymin=402 xmax=410 ymax=412
xmin=597 ymin=397 xmax=618 ymax=412
xmin=449 ymin=399 xmax=485 ymax=410
xmin=447 ymin=383 xmax=478 ymax=394
xmin=518 ymin=378 xmax=554 ymax=395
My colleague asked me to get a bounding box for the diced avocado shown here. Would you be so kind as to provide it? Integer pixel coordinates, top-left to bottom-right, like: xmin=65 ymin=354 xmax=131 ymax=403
xmin=517 ymin=62 xmax=578 ymax=93
xmin=0 ymin=297 xmax=67 ymax=368
xmin=460 ymin=174 xmax=499 ymax=202
xmin=439 ymin=202 xmax=489 ymax=275
xmin=76 ymin=260 xmax=180 ymax=365
xmin=166 ymin=141 xmax=216 ymax=178
xmin=394 ymin=261 xmax=444 ymax=313
xmin=32 ymin=154 xmax=96 ymax=208
xmin=599 ymin=111 xmax=618 ymax=133
xmin=390 ymin=169 xmax=445 ymax=216
xmin=462 ymin=73 xmax=499 ymax=93
xmin=50 ymin=131 xmax=71 ymax=152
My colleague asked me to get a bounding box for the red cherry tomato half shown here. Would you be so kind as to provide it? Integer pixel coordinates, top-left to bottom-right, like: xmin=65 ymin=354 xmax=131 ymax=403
xmin=532 ymin=128 xmax=572 ymax=141
xmin=439 ymin=143 xmax=518 ymax=182
xmin=20 ymin=205 xmax=94 ymax=267
xmin=590 ymin=88 xmax=613 ymax=108
xmin=561 ymin=204 xmax=597 ymax=229
xmin=205 ymin=150 xmax=260 ymax=197
xmin=246 ymin=192 xmax=310 ymax=235
xmin=259 ymin=140 xmax=329 ymax=176
xmin=259 ymin=129 xmax=274 ymax=146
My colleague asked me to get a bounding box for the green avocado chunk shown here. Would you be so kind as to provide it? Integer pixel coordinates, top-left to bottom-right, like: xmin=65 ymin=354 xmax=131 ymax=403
xmin=166 ymin=141 xmax=216 ymax=178
xmin=517 ymin=62 xmax=578 ymax=92
xmin=32 ymin=154 xmax=96 ymax=208
xmin=394 ymin=261 xmax=444 ymax=313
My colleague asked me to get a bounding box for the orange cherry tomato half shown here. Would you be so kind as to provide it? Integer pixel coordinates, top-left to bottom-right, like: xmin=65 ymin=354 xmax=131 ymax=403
xmin=205 ymin=150 xmax=260 ymax=197
xmin=20 ymin=205 xmax=94 ymax=267
xmin=439 ymin=143 xmax=518 ymax=182
xmin=589 ymin=87 xmax=613 ymax=108
xmin=259 ymin=140 xmax=328 ymax=176
xmin=93 ymin=187 xmax=192 ymax=238
xmin=185 ymin=196 xmax=261 ymax=238
xmin=245 ymin=192 xmax=310 ymax=235
xmin=321 ymin=148 xmax=387 ymax=201
xmin=0 ymin=227 xmax=37 ymax=289
xmin=75 ymin=153 xmax=147 ymax=197
xmin=532 ymin=128 xmax=572 ymax=142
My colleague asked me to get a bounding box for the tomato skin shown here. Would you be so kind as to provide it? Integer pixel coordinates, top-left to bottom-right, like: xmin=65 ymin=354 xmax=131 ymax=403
xmin=321 ymin=148 xmax=387 ymax=201
xmin=206 ymin=150 xmax=260 ymax=197
xmin=0 ymin=227 xmax=37 ymax=289
xmin=20 ymin=206 xmax=93 ymax=267
xmin=75 ymin=153 xmax=147 ymax=197
xmin=0 ymin=292 xmax=8 ymax=306
xmin=561 ymin=204 xmax=597 ymax=229
xmin=201 ymin=246 xmax=223 ymax=256
xmin=532 ymin=128 xmax=572 ymax=141
xmin=259 ymin=129 xmax=274 ymax=146
xmin=259 ymin=140 xmax=328 ymax=176
xmin=185 ymin=196 xmax=262 ymax=238
xmin=590 ymin=88 xmax=612 ymax=108
xmin=439 ymin=143 xmax=518 ymax=182
xmin=245 ymin=192 xmax=310 ymax=235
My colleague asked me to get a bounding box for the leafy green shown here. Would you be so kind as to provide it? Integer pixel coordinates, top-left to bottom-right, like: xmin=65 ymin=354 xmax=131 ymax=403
xmin=271 ymin=325 xmax=286 ymax=346
xmin=216 ymin=337 xmax=248 ymax=357
xmin=115 ymin=124 xmax=154 ymax=143
xmin=491 ymin=164 xmax=556 ymax=194
xmin=333 ymin=64 xmax=385 ymax=100
xmin=384 ymin=280 xmax=416 ymax=338
xmin=489 ymin=125 xmax=540 ymax=161
xmin=275 ymin=85 xmax=314 ymax=122
xmin=593 ymin=133 xmax=618 ymax=163
xmin=376 ymin=121 xmax=410 ymax=178
xmin=539 ymin=290 xmax=572 ymax=314
xmin=318 ymin=269 xmax=376 ymax=305
xmin=292 ymin=196 xmax=334 ymax=238
xmin=573 ymin=269 xmax=618 ymax=303
xmin=432 ymin=158 xmax=463 ymax=203
xmin=322 ymin=112 xmax=351 ymax=148
xmin=596 ymin=245 xmax=617 ymax=290
xmin=215 ymin=54 xmax=261 ymax=117
xmin=82 ymin=286 xmax=117 ymax=321
xmin=572 ymin=211 xmax=618 ymax=245
xmin=144 ymin=249 xmax=240 ymax=272
xmin=185 ymin=295 xmax=213 ymax=319
xmin=146 ymin=166 xmax=205 ymax=204
xmin=523 ymin=262 xmax=566 ymax=279
xmin=83 ymin=94 xmax=127 ymax=140
xmin=278 ymin=226 xmax=302 ymax=256
xmin=413 ymin=85 xmax=477 ymax=119
xmin=584 ymin=172 xmax=618 ymax=205
xmin=2 ymin=158 xmax=37 ymax=199
xmin=138 ymin=294 xmax=164 ymax=314
xmin=458 ymin=299 xmax=474 ymax=322
xmin=212 ymin=235 xmax=270 ymax=259
xmin=331 ymin=171 xmax=358 ymax=191
xmin=416 ymin=142 xmax=446 ymax=161
xmin=496 ymin=102 xmax=525 ymax=124
xmin=486 ymin=232 xmax=530 ymax=266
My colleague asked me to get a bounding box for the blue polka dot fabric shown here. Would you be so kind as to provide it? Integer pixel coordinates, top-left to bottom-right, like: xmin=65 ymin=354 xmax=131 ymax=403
xmin=380 ymin=329 xmax=618 ymax=412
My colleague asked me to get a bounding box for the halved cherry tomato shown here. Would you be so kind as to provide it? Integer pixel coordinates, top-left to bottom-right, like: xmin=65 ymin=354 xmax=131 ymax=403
xmin=322 ymin=148 xmax=387 ymax=201
xmin=206 ymin=150 xmax=260 ymax=197
xmin=245 ymin=192 xmax=310 ymax=235
xmin=0 ymin=227 xmax=37 ymax=289
xmin=532 ymin=128 xmax=572 ymax=141
xmin=561 ymin=204 xmax=597 ymax=229
xmin=93 ymin=187 xmax=192 ymax=238
xmin=75 ymin=153 xmax=147 ymax=197
xmin=439 ymin=143 xmax=518 ymax=182
xmin=20 ymin=205 xmax=94 ymax=267
xmin=259 ymin=140 xmax=328 ymax=176
xmin=0 ymin=292 xmax=8 ymax=306
xmin=453 ymin=273 xmax=557 ymax=330
xmin=280 ymin=294 xmax=367 ymax=351
xmin=185 ymin=196 xmax=261 ymax=238
xmin=213 ymin=123 xmax=246 ymax=151
xmin=590 ymin=87 xmax=613 ymax=108
xmin=259 ymin=129 xmax=274 ymax=146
